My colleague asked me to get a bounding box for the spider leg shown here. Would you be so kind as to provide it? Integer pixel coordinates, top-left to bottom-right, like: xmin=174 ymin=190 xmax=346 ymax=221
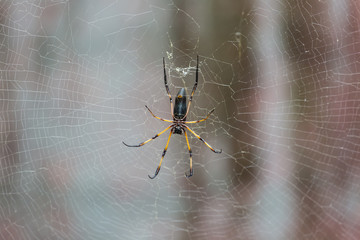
xmin=182 ymin=55 xmax=199 ymax=120
xmin=123 ymin=125 xmax=173 ymax=147
xmin=163 ymin=57 xmax=174 ymax=118
xmin=148 ymin=129 xmax=173 ymax=179
xmin=184 ymin=125 xmax=222 ymax=153
xmin=184 ymin=130 xmax=193 ymax=178
xmin=145 ymin=105 xmax=174 ymax=123
xmin=183 ymin=109 xmax=214 ymax=124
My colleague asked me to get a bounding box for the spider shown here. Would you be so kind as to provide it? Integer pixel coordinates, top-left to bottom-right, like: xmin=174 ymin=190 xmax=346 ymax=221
xmin=123 ymin=56 xmax=222 ymax=179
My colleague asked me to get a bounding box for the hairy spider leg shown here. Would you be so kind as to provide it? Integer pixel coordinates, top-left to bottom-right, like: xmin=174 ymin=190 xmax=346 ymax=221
xmin=184 ymin=130 xmax=193 ymax=177
xmin=148 ymin=129 xmax=173 ymax=179
xmin=145 ymin=105 xmax=173 ymax=123
xmin=182 ymin=55 xmax=199 ymax=120
xmin=163 ymin=58 xmax=174 ymax=118
xmin=122 ymin=125 xmax=173 ymax=147
xmin=184 ymin=125 xmax=222 ymax=153
xmin=184 ymin=109 xmax=215 ymax=124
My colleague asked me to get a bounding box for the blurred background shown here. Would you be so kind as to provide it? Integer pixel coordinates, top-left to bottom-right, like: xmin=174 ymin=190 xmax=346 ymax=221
xmin=1 ymin=0 xmax=360 ymax=239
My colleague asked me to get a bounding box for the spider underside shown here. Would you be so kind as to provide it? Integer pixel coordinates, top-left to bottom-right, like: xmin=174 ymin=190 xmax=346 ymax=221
xmin=123 ymin=56 xmax=222 ymax=179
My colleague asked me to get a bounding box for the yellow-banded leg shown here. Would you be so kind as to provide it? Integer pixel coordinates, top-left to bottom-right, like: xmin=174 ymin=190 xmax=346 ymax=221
xmin=184 ymin=125 xmax=222 ymax=153
xmin=148 ymin=129 xmax=173 ymax=179
xmin=145 ymin=105 xmax=173 ymax=123
xmin=184 ymin=130 xmax=193 ymax=177
xmin=184 ymin=109 xmax=214 ymax=124
xmin=122 ymin=125 xmax=173 ymax=147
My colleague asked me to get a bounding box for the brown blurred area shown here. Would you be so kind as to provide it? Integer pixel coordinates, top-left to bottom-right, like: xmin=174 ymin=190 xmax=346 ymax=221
xmin=1 ymin=1 xmax=360 ymax=239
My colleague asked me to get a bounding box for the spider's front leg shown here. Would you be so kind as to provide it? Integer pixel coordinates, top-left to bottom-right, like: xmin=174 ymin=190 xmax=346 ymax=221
xmin=184 ymin=130 xmax=193 ymax=178
xmin=122 ymin=125 xmax=172 ymax=147
xmin=184 ymin=125 xmax=222 ymax=154
xmin=148 ymin=129 xmax=173 ymax=179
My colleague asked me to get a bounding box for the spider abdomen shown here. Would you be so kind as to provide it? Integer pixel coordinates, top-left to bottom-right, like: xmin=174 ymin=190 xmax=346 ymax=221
xmin=173 ymin=88 xmax=187 ymax=120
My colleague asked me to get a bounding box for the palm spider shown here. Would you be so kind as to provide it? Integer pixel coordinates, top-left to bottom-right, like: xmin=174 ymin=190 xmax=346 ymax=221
xmin=123 ymin=56 xmax=221 ymax=179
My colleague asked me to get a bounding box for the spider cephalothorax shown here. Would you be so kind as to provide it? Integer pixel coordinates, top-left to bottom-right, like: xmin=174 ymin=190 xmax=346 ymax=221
xmin=123 ymin=56 xmax=221 ymax=179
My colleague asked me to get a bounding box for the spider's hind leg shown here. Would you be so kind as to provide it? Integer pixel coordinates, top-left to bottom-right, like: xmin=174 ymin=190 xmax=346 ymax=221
xmin=163 ymin=57 xmax=174 ymax=118
xmin=182 ymin=55 xmax=199 ymax=120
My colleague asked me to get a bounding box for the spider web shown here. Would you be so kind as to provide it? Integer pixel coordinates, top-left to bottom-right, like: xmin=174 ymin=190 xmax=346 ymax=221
xmin=1 ymin=0 xmax=360 ymax=239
